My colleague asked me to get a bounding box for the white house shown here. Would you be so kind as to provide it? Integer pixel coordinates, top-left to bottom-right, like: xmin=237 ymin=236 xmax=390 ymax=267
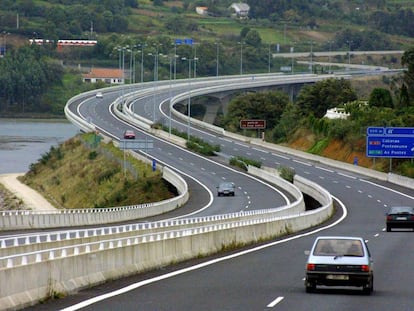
xmin=196 ymin=6 xmax=209 ymax=16
xmin=230 ymin=3 xmax=250 ymax=19
xmin=324 ymin=107 xmax=350 ymax=119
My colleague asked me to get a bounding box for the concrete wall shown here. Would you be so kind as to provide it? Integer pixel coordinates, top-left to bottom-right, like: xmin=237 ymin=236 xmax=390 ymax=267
xmin=0 ymin=167 xmax=188 ymax=230
xmin=0 ymin=171 xmax=332 ymax=311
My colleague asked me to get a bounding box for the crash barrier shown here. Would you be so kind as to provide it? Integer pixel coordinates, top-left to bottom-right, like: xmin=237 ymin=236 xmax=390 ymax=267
xmin=0 ymin=173 xmax=332 ymax=311
xmin=0 ymin=166 xmax=188 ymax=230
xmin=0 ymin=164 xmax=304 ymax=258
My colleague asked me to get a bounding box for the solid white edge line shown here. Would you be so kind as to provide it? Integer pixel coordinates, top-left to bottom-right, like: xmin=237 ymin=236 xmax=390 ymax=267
xmin=61 ymin=196 xmax=347 ymax=311
xmin=359 ymin=179 xmax=414 ymax=200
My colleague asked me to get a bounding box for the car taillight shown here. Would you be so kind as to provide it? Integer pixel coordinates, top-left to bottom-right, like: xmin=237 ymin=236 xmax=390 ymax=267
xmin=386 ymin=215 xmax=393 ymax=220
xmin=361 ymin=265 xmax=370 ymax=272
xmin=307 ymin=263 xmax=315 ymax=271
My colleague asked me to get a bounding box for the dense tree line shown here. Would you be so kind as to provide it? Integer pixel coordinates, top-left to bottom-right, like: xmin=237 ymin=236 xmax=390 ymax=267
xmin=0 ymin=45 xmax=64 ymax=113
xmin=0 ymin=0 xmax=134 ymax=38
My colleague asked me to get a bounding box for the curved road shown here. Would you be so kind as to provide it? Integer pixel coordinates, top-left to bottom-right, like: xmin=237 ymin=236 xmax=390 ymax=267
xmin=29 ymin=73 xmax=414 ymax=311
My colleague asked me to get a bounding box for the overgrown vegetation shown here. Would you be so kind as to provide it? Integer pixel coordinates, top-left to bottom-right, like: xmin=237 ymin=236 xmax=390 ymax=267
xmin=20 ymin=133 xmax=176 ymax=209
xmin=160 ymin=124 xmax=221 ymax=156
xmin=279 ymin=166 xmax=295 ymax=183
xmin=229 ymin=156 xmax=261 ymax=171
xmin=0 ymin=183 xmax=26 ymax=211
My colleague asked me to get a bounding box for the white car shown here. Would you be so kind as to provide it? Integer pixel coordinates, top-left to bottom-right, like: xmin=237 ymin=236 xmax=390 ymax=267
xmin=304 ymin=236 xmax=374 ymax=294
xmin=95 ymin=92 xmax=103 ymax=99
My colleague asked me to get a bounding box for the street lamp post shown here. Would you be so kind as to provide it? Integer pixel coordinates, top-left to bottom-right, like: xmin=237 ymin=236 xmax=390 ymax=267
xmin=182 ymin=57 xmax=192 ymax=140
xmin=268 ymin=43 xmax=271 ymax=73
xmin=148 ymin=47 xmax=160 ymax=123
xmin=328 ymin=40 xmax=333 ymax=73
xmin=238 ymin=41 xmax=245 ymax=76
xmin=116 ymin=46 xmax=127 ymax=107
xmin=347 ymin=40 xmax=352 ymax=69
xmin=167 ymin=55 xmax=173 ymax=137
xmin=139 ymin=44 xmax=145 ymax=84
xmin=309 ymin=41 xmax=313 ymax=73
xmin=215 ymin=41 xmax=219 ymax=77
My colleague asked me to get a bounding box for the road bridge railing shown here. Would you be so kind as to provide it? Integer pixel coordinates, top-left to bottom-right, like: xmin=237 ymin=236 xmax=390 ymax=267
xmin=0 ymin=166 xmax=188 ymax=230
xmin=0 ymin=172 xmax=332 ymax=311
xmin=0 ymin=164 xmax=303 ymax=258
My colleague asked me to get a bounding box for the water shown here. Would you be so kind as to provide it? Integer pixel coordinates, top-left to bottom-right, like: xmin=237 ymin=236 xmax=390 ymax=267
xmin=0 ymin=119 xmax=79 ymax=174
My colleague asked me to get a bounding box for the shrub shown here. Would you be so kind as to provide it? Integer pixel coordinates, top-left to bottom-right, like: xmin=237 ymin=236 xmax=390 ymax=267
xmin=279 ymin=166 xmax=295 ymax=182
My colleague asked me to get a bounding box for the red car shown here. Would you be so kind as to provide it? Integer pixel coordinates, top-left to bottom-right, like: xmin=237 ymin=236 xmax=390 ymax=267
xmin=123 ymin=130 xmax=135 ymax=139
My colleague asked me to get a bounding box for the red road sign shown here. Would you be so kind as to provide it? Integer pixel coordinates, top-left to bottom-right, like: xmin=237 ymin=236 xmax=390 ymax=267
xmin=240 ymin=119 xmax=266 ymax=129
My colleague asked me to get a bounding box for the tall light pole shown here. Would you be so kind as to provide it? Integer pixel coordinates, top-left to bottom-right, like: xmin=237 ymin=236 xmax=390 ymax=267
xmin=290 ymin=43 xmax=295 ymax=74
xmin=347 ymin=40 xmax=352 ymax=69
xmin=138 ymin=44 xmax=145 ymax=84
xmin=127 ymin=47 xmax=133 ymax=84
xmin=182 ymin=57 xmax=192 ymax=140
xmin=215 ymin=41 xmax=219 ymax=77
xmin=167 ymin=55 xmax=174 ymax=137
xmin=149 ymin=44 xmax=161 ymax=123
xmin=328 ymin=40 xmax=333 ymax=73
xmin=309 ymin=41 xmax=314 ymax=73
xmin=116 ymin=46 xmax=126 ymax=106
xmin=268 ymin=43 xmax=271 ymax=73
xmin=238 ymin=41 xmax=245 ymax=75
xmin=193 ymin=43 xmax=197 ymax=79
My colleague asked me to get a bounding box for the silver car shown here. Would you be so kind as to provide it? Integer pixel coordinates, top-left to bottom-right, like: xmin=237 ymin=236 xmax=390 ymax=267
xmin=304 ymin=236 xmax=374 ymax=294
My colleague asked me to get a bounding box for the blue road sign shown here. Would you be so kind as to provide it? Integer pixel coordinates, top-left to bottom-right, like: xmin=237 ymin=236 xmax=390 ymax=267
xmin=184 ymin=38 xmax=193 ymax=45
xmin=175 ymin=39 xmax=182 ymax=45
xmin=385 ymin=127 xmax=414 ymax=135
xmin=366 ymin=127 xmax=384 ymax=136
xmin=366 ymin=136 xmax=414 ymax=158
xmin=366 ymin=127 xmax=414 ymax=158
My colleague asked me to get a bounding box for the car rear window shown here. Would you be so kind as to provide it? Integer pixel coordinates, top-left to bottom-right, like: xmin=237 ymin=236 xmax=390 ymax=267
xmin=313 ymin=239 xmax=364 ymax=257
xmin=389 ymin=206 xmax=414 ymax=214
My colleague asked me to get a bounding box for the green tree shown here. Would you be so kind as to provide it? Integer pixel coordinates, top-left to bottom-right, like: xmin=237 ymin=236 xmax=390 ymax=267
xmin=244 ymin=29 xmax=262 ymax=47
xmin=223 ymin=91 xmax=289 ymax=132
xmin=295 ymin=78 xmax=357 ymax=118
xmin=368 ymin=88 xmax=393 ymax=108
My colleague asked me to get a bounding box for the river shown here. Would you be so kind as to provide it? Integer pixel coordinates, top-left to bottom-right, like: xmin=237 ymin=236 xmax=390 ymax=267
xmin=0 ymin=118 xmax=79 ymax=174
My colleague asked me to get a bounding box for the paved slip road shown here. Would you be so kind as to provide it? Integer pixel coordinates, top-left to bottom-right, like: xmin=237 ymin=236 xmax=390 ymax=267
xmin=23 ymin=73 xmax=414 ymax=310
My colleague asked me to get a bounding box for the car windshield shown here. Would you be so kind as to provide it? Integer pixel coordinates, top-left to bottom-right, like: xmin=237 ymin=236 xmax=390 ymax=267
xmin=220 ymin=182 xmax=234 ymax=189
xmin=313 ymin=239 xmax=364 ymax=257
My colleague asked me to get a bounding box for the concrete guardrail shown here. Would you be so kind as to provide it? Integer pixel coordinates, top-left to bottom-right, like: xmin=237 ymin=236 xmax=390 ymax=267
xmin=0 ymin=168 xmax=332 ymax=311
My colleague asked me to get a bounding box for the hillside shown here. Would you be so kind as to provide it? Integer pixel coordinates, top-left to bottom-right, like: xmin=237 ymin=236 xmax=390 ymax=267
xmin=20 ymin=133 xmax=176 ymax=209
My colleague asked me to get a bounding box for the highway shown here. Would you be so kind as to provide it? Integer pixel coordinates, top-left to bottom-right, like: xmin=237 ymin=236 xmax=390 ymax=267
xmin=22 ymin=72 xmax=414 ymax=310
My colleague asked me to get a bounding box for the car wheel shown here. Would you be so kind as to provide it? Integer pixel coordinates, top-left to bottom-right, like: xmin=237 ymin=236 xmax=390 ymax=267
xmin=218 ymin=193 xmax=221 ymax=197
xmin=305 ymin=281 xmax=315 ymax=293
xmin=386 ymin=225 xmax=391 ymax=232
xmin=362 ymin=276 xmax=374 ymax=295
